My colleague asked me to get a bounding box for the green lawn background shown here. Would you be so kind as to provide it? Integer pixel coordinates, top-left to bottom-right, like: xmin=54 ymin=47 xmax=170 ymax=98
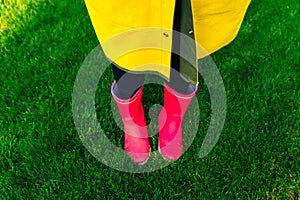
xmin=1 ymin=0 xmax=299 ymax=199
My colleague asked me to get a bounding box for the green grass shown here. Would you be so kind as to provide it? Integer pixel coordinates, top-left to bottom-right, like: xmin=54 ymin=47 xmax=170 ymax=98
xmin=1 ymin=0 xmax=299 ymax=199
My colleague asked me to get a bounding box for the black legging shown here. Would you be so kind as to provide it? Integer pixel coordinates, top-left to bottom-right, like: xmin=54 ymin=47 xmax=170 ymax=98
xmin=111 ymin=63 xmax=192 ymax=99
xmin=112 ymin=0 xmax=192 ymax=99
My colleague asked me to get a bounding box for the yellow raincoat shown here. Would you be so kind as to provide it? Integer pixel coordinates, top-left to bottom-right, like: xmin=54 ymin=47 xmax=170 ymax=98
xmin=84 ymin=0 xmax=251 ymax=84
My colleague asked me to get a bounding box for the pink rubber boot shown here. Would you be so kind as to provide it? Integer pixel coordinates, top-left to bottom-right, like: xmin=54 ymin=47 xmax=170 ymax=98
xmin=111 ymin=81 xmax=150 ymax=164
xmin=159 ymin=83 xmax=197 ymax=160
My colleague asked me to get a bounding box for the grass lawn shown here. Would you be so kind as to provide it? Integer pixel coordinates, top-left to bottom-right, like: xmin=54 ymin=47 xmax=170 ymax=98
xmin=1 ymin=0 xmax=299 ymax=199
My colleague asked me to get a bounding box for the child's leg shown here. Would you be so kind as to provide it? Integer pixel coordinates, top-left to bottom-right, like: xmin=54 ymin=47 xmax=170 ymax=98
xmin=111 ymin=64 xmax=145 ymax=99
xmin=168 ymin=63 xmax=195 ymax=95
xmin=110 ymin=64 xmax=149 ymax=164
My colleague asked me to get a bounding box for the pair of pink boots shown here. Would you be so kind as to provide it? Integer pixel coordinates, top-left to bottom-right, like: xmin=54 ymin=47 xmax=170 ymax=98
xmin=111 ymin=81 xmax=197 ymax=164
